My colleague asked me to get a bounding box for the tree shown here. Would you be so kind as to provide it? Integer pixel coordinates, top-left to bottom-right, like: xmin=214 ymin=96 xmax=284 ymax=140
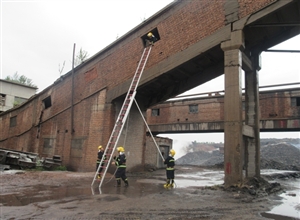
xmin=74 ymin=48 xmax=89 ymax=67
xmin=58 ymin=61 xmax=65 ymax=76
xmin=5 ymin=72 xmax=37 ymax=87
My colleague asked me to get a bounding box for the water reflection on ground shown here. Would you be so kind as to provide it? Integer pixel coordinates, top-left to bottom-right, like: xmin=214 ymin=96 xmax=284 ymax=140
xmin=1 ymin=168 xmax=299 ymax=219
xmin=175 ymin=168 xmax=300 ymax=219
xmin=261 ymin=171 xmax=300 ymax=219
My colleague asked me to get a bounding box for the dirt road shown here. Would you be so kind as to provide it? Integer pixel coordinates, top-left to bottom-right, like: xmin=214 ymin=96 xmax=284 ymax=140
xmin=0 ymin=166 xmax=283 ymax=220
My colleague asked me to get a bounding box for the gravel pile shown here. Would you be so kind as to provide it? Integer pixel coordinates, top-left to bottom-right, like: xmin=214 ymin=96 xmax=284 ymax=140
xmin=260 ymin=143 xmax=300 ymax=171
xmin=176 ymin=142 xmax=300 ymax=171
xmin=176 ymin=150 xmax=224 ymax=167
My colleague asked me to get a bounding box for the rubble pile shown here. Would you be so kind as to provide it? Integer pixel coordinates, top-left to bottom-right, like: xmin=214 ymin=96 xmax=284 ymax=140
xmin=0 ymin=148 xmax=62 ymax=170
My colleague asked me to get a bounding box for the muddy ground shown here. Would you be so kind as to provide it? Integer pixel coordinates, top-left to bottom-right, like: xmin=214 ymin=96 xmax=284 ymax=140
xmin=0 ymin=166 xmax=287 ymax=220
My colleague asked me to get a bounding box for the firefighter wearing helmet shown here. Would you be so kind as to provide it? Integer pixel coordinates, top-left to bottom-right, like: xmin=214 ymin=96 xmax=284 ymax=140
xmin=146 ymin=32 xmax=157 ymax=46
xmin=112 ymin=146 xmax=129 ymax=187
xmin=96 ymin=146 xmax=105 ymax=179
xmin=163 ymin=149 xmax=176 ymax=188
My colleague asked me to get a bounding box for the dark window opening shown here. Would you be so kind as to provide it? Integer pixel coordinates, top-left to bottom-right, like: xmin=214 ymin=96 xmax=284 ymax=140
xmin=43 ymin=138 xmax=55 ymax=155
xmin=43 ymin=96 xmax=52 ymax=109
xmin=0 ymin=94 xmax=6 ymax=106
xmin=151 ymin=108 xmax=160 ymax=116
xmin=189 ymin=104 xmax=198 ymax=113
xmin=291 ymin=97 xmax=300 ymax=107
xmin=43 ymin=138 xmax=54 ymax=148
xmin=10 ymin=116 xmax=17 ymax=127
xmin=141 ymin=28 xmax=160 ymax=47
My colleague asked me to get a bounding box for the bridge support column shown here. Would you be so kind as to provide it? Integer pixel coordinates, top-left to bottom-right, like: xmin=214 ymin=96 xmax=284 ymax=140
xmin=115 ymin=100 xmax=146 ymax=171
xmin=221 ymin=30 xmax=244 ymax=187
xmin=244 ymin=53 xmax=261 ymax=178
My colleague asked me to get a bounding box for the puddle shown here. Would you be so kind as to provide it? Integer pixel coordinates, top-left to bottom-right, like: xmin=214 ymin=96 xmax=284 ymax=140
xmin=261 ymin=212 xmax=299 ymax=220
xmin=176 ymin=169 xmax=300 ymax=219
xmin=1 ymin=168 xmax=299 ymax=220
xmin=176 ymin=169 xmax=224 ymax=188
xmin=0 ymin=185 xmax=93 ymax=206
xmin=259 ymin=170 xmax=300 ymax=219
xmin=92 ymin=178 xmax=166 ymax=197
xmin=261 ymin=189 xmax=300 ymax=219
xmin=1 ymin=177 xmax=166 ymax=206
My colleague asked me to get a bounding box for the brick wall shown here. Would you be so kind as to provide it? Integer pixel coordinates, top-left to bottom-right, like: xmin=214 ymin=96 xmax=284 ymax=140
xmin=147 ymin=89 xmax=300 ymax=127
xmin=238 ymin=0 xmax=275 ymax=18
xmin=147 ymin=95 xmax=225 ymax=125
xmin=259 ymin=90 xmax=300 ymax=119
xmin=145 ymin=136 xmax=172 ymax=169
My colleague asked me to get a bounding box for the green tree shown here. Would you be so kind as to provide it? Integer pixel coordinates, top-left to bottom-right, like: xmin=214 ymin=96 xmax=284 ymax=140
xmin=5 ymin=72 xmax=37 ymax=87
xmin=74 ymin=48 xmax=89 ymax=67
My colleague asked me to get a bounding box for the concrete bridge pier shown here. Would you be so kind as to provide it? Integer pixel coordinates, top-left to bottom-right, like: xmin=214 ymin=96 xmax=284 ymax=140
xmin=244 ymin=53 xmax=261 ymax=178
xmin=115 ymin=99 xmax=147 ymax=171
xmin=221 ymin=30 xmax=245 ymax=187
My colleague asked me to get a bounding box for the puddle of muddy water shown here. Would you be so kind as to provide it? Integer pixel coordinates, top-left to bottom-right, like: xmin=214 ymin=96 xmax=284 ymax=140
xmin=175 ymin=169 xmax=300 ymax=219
xmin=92 ymin=178 xmax=167 ymax=197
xmin=0 ymin=185 xmax=93 ymax=206
xmin=260 ymin=183 xmax=300 ymax=219
xmin=1 ymin=169 xmax=299 ymax=220
xmin=176 ymin=169 xmax=224 ymax=188
xmin=1 ymin=177 xmax=168 ymax=206
xmin=261 ymin=170 xmax=300 ymax=219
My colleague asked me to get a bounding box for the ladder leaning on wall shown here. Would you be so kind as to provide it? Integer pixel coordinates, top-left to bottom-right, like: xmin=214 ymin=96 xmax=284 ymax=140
xmin=91 ymin=45 xmax=153 ymax=188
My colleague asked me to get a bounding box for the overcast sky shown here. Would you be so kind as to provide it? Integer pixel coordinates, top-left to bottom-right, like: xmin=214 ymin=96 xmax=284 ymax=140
xmin=1 ymin=0 xmax=174 ymax=90
xmin=1 ymin=0 xmax=299 ymax=156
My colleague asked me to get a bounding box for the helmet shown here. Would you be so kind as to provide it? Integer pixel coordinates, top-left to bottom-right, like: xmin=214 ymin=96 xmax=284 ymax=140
xmin=147 ymin=32 xmax=153 ymax=38
xmin=117 ymin=146 xmax=125 ymax=152
xmin=170 ymin=149 xmax=176 ymax=157
xmin=98 ymin=145 xmax=103 ymax=150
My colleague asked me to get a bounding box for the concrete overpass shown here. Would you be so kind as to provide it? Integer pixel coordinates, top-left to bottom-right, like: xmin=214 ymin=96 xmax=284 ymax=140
xmin=0 ymin=0 xmax=299 ymax=187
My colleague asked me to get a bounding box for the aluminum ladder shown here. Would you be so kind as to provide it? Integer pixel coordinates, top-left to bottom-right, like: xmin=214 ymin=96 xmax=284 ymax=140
xmin=91 ymin=45 xmax=153 ymax=188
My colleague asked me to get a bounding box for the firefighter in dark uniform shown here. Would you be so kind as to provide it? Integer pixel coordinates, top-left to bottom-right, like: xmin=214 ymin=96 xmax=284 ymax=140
xmin=112 ymin=146 xmax=129 ymax=187
xmin=146 ymin=32 xmax=157 ymax=46
xmin=163 ymin=149 xmax=176 ymax=188
xmin=96 ymin=146 xmax=105 ymax=179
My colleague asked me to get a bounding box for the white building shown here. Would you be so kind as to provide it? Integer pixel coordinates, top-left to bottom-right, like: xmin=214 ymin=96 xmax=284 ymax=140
xmin=0 ymin=79 xmax=37 ymax=113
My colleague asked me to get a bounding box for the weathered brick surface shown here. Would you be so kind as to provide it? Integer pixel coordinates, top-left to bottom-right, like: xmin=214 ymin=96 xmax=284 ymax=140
xmin=147 ymin=95 xmax=225 ymax=124
xmin=0 ymin=0 xmax=276 ymax=171
xmin=238 ymin=0 xmax=275 ymax=18
xmin=145 ymin=136 xmax=172 ymax=169
xmin=147 ymin=89 xmax=300 ymax=127
xmin=259 ymin=90 xmax=300 ymax=119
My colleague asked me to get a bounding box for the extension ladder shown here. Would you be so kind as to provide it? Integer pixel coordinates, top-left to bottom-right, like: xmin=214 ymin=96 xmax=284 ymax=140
xmin=92 ymin=45 xmax=153 ymax=188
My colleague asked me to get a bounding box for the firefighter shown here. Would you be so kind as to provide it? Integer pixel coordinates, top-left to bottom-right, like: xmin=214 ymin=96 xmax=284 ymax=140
xmin=146 ymin=32 xmax=157 ymax=46
xmin=112 ymin=146 xmax=129 ymax=187
xmin=96 ymin=146 xmax=105 ymax=179
xmin=163 ymin=149 xmax=176 ymax=188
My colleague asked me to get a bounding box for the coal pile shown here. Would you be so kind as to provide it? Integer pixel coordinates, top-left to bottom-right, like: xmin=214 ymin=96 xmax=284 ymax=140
xmin=176 ymin=150 xmax=223 ymax=167
xmin=260 ymin=143 xmax=300 ymax=171
xmin=176 ymin=142 xmax=300 ymax=171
